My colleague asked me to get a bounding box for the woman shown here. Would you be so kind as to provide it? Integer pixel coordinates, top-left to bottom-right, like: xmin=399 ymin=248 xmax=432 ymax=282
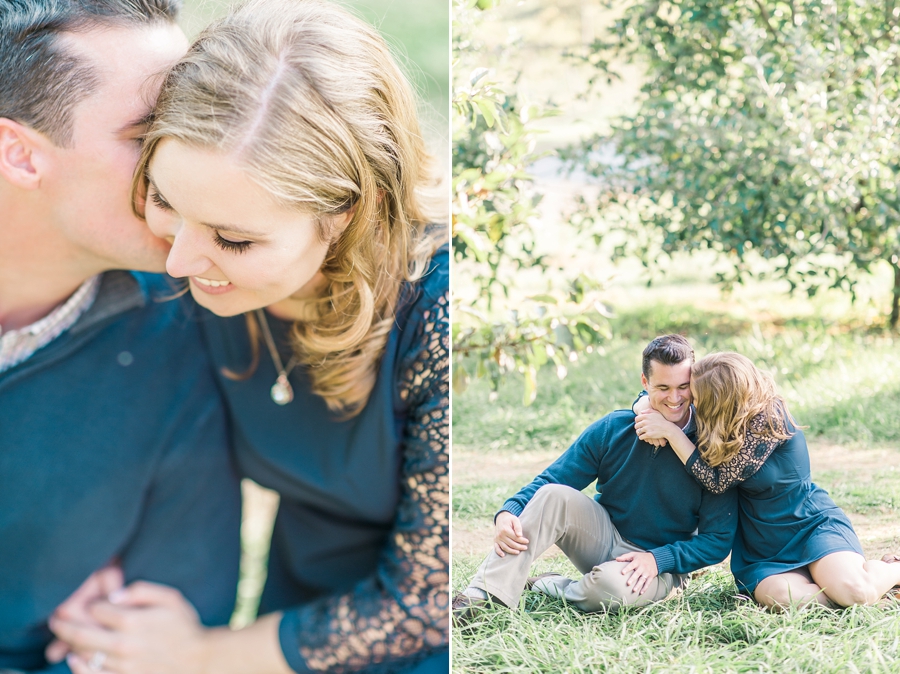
xmin=632 ymin=352 xmax=900 ymax=609
xmin=51 ymin=0 xmax=448 ymax=671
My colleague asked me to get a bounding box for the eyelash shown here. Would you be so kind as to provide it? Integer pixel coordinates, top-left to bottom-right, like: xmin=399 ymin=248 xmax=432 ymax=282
xmin=214 ymin=233 xmax=253 ymax=254
xmin=149 ymin=187 xmax=253 ymax=254
xmin=150 ymin=189 xmax=172 ymax=210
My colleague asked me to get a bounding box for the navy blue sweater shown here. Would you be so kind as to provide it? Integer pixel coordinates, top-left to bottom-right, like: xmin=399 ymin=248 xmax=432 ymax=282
xmin=0 ymin=272 xmax=241 ymax=673
xmin=200 ymin=250 xmax=449 ymax=673
xmin=500 ymin=410 xmax=737 ymax=574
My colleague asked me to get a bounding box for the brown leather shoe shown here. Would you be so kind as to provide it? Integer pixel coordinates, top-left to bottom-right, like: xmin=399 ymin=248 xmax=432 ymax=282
xmin=452 ymin=593 xmax=489 ymax=627
xmin=526 ymin=572 xmax=563 ymax=590
xmin=882 ymin=553 xmax=900 ymax=563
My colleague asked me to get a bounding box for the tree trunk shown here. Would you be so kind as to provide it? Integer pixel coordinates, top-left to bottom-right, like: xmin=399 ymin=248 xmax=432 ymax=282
xmin=891 ymin=257 xmax=900 ymax=331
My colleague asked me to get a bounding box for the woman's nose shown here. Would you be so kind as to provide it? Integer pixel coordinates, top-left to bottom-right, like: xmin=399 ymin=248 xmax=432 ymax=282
xmin=165 ymin=226 xmax=212 ymax=280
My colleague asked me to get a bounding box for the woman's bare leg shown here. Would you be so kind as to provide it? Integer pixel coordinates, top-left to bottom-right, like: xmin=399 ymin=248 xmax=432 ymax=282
xmin=754 ymin=568 xmax=833 ymax=611
xmin=808 ymin=551 xmax=900 ymax=606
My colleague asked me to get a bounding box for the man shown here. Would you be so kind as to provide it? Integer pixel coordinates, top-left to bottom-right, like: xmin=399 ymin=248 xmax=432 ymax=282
xmin=454 ymin=335 xmax=736 ymax=617
xmin=0 ymin=2 xmax=241 ymax=671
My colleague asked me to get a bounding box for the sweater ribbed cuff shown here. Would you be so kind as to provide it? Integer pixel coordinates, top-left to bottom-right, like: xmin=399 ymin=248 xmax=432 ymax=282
xmin=495 ymin=500 xmax=524 ymax=522
xmin=649 ymin=546 xmax=676 ymax=575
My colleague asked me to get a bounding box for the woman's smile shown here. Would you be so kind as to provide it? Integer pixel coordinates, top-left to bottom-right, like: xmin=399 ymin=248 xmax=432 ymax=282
xmin=191 ymin=276 xmax=234 ymax=294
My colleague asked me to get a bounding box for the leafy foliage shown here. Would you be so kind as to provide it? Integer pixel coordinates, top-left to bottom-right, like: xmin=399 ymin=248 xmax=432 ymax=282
xmin=571 ymin=0 xmax=900 ymax=326
xmin=452 ymin=0 xmax=612 ymax=404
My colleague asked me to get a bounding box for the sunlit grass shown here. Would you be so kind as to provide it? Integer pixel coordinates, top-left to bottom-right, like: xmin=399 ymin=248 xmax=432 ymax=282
xmin=453 ymin=287 xmax=900 ymax=672
xmin=452 ymin=562 xmax=900 ymax=673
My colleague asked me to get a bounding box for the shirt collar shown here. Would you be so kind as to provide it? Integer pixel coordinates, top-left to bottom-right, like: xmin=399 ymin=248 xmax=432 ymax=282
xmin=681 ymin=405 xmax=696 ymax=435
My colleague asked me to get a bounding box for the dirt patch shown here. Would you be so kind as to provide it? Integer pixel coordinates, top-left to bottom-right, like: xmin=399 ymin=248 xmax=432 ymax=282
xmin=452 ymin=451 xmax=560 ymax=487
xmin=808 ymin=442 xmax=900 ymax=557
xmin=841 ymin=512 xmax=900 ymax=558
xmin=452 ymin=523 xmax=564 ymax=561
xmin=808 ymin=443 xmax=900 ymax=476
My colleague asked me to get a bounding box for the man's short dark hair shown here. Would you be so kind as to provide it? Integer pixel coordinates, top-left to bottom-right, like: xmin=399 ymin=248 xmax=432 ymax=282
xmin=0 ymin=0 xmax=182 ymax=147
xmin=642 ymin=334 xmax=694 ymax=378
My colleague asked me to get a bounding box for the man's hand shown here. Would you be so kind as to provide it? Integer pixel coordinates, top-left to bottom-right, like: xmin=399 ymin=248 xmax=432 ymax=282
xmin=49 ymin=581 xmax=211 ymax=674
xmin=45 ymin=563 xmax=124 ymax=663
xmin=615 ymin=551 xmax=659 ymax=595
xmin=494 ymin=511 xmax=529 ymax=557
xmin=634 ymin=408 xmax=679 ymax=446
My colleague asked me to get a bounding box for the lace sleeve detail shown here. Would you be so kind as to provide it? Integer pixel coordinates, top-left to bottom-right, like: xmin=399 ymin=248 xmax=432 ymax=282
xmin=280 ymin=291 xmax=449 ymax=673
xmin=687 ymin=413 xmax=781 ymax=494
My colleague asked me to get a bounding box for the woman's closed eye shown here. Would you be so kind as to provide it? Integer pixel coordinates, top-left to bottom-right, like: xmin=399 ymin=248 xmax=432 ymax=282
xmin=149 ymin=186 xmax=253 ymax=253
xmin=214 ymin=232 xmax=253 ymax=253
xmin=150 ymin=188 xmax=173 ymax=211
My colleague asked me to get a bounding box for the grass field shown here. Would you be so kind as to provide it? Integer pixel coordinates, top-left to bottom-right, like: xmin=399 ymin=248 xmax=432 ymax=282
xmin=452 ymin=281 xmax=900 ymax=673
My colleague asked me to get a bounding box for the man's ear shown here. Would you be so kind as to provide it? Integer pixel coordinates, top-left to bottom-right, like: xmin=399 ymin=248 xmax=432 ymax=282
xmin=641 ymin=372 xmax=649 ymax=390
xmin=0 ymin=118 xmax=47 ymax=190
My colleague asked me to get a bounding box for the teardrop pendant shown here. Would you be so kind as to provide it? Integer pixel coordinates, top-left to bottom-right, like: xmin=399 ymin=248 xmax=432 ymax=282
xmin=270 ymin=373 xmax=294 ymax=405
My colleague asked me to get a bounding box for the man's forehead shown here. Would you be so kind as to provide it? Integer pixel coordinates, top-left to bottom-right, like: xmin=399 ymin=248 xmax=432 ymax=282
xmin=646 ymin=359 xmax=692 ymax=385
xmin=57 ymin=24 xmax=187 ymax=136
xmin=58 ymin=25 xmax=176 ymax=87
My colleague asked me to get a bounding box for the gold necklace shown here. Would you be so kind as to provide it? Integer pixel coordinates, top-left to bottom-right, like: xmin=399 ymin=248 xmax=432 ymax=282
xmin=255 ymin=308 xmax=300 ymax=405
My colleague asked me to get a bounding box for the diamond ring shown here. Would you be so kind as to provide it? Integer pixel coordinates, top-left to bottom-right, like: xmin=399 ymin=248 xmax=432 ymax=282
xmin=88 ymin=651 xmax=107 ymax=672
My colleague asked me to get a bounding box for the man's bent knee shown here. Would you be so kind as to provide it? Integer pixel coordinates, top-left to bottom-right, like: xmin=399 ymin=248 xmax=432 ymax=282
xmin=523 ymin=484 xmax=585 ymax=520
xmin=578 ymin=562 xmax=645 ymax=611
xmin=530 ymin=483 xmax=581 ymax=504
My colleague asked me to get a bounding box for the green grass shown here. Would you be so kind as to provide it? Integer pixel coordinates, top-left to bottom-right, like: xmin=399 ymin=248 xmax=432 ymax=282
xmin=453 ymin=566 xmax=900 ymax=673
xmin=816 ymin=469 xmax=900 ymax=516
xmin=453 ymin=294 xmax=900 ymax=672
xmin=454 ymin=482 xmax=523 ymax=521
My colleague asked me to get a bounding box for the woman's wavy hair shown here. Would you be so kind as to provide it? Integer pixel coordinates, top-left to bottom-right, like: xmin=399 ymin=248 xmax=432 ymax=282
xmin=691 ymin=352 xmax=797 ymax=467
xmin=132 ymin=0 xmax=444 ymax=417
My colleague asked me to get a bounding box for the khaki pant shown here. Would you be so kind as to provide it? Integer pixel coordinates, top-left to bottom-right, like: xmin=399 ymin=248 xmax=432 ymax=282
xmin=468 ymin=484 xmax=687 ymax=611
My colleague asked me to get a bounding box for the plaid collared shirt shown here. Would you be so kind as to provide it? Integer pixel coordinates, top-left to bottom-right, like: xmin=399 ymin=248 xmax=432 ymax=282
xmin=0 ymin=275 xmax=101 ymax=373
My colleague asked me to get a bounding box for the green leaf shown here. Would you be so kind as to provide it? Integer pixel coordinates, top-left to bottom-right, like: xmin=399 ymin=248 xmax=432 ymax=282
xmin=475 ymin=99 xmax=496 ymax=128
xmin=453 ymin=223 xmax=489 ymax=262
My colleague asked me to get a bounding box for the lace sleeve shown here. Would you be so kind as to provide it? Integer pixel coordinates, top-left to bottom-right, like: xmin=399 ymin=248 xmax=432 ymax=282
xmin=686 ymin=413 xmax=781 ymax=494
xmin=279 ymin=291 xmax=449 ymax=674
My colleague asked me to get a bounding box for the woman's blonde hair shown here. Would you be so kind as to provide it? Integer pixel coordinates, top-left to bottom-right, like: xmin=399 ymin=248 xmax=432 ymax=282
xmin=691 ymin=352 xmax=797 ymax=466
xmin=133 ymin=0 xmax=444 ymax=416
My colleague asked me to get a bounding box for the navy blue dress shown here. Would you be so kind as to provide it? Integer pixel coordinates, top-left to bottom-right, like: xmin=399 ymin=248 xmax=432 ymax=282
xmin=684 ymin=414 xmax=863 ymax=594
xmin=200 ymin=249 xmax=449 ymax=673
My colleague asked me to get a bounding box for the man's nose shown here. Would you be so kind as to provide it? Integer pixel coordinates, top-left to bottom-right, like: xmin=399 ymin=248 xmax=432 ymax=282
xmin=165 ymin=226 xmax=212 ymax=280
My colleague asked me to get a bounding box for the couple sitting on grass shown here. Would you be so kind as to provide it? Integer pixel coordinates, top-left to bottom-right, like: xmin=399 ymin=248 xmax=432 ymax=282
xmin=454 ymin=334 xmax=900 ymax=620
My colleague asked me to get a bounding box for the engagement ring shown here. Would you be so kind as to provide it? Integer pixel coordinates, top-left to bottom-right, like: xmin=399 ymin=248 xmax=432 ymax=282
xmin=88 ymin=651 xmax=107 ymax=672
